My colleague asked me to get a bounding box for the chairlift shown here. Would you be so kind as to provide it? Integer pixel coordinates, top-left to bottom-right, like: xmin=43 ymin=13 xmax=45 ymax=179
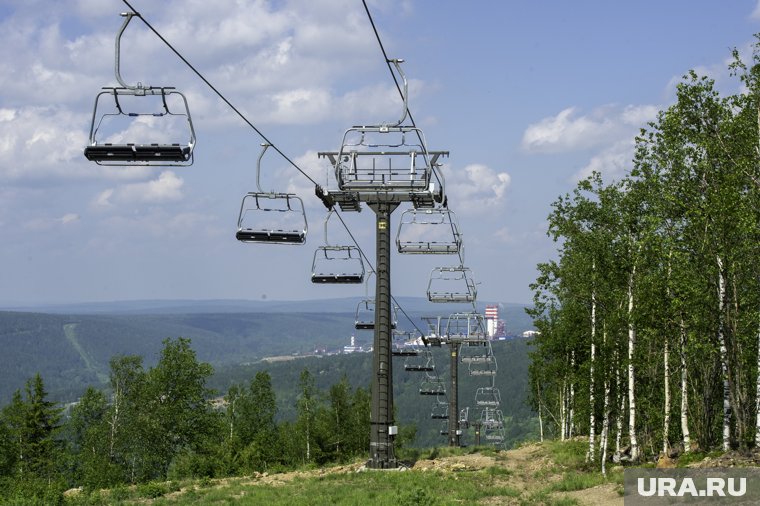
xmin=430 ymin=402 xmax=449 ymax=420
xmin=396 ymin=208 xmax=462 ymax=254
xmin=311 ymin=210 xmax=365 ymax=284
xmin=479 ymin=408 xmax=504 ymax=430
xmin=404 ymin=349 xmax=435 ymax=372
xmin=459 ymin=407 xmax=470 ymax=428
xmin=460 ymin=345 xmax=493 ymax=364
xmin=236 ymin=144 xmax=308 ymax=244
xmin=84 ymin=12 xmax=196 ymax=166
xmin=427 ymin=266 xmax=477 ymax=303
xmin=419 ymin=378 xmax=446 ymax=396
xmin=468 ymin=352 xmax=497 ymax=377
xmin=475 ymin=387 xmax=501 ymax=408
xmin=354 ymin=272 xmax=398 ymax=330
xmin=444 ymin=312 xmax=487 ymax=341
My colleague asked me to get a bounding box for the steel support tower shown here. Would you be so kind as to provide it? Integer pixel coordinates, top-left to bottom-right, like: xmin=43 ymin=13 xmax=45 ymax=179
xmin=368 ymin=201 xmax=399 ymax=467
xmin=317 ymin=147 xmax=447 ymax=468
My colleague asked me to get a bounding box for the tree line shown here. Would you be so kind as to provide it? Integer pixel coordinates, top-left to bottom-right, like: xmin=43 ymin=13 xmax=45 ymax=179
xmin=528 ymin=39 xmax=760 ymax=473
xmin=0 ymin=337 xmax=378 ymax=503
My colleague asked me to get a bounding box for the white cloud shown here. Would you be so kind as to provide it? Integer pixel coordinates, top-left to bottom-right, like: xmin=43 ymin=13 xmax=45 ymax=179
xmin=521 ymin=105 xmax=658 ymax=153
xmin=60 ymin=213 xmax=80 ymax=225
xmin=752 ymin=0 xmax=760 ymax=20
xmin=0 ymin=106 xmax=89 ymax=181
xmin=443 ymin=163 xmax=511 ymax=215
xmin=573 ymin=139 xmax=634 ymax=182
xmin=97 ymin=171 xmax=185 ymax=206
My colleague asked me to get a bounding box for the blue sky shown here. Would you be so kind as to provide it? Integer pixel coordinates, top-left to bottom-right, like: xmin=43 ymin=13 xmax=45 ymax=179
xmin=0 ymin=0 xmax=758 ymax=307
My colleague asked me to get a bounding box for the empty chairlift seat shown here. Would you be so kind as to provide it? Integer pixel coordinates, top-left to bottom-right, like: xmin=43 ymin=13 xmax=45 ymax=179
xmin=428 ymin=266 xmax=478 ymax=303
xmin=311 ymin=210 xmax=365 ymax=283
xmin=475 ymin=387 xmax=501 ymax=407
xmin=84 ymin=89 xmax=196 ymax=166
xmin=236 ymin=144 xmax=308 ymax=245
xmin=84 ymin=14 xmax=195 ymax=166
xmin=444 ymin=312 xmax=487 ymax=341
xmin=404 ymin=349 xmax=435 ymax=372
xmin=396 ymin=208 xmax=462 ymax=254
xmin=236 ymin=193 xmax=308 ymax=244
xmin=311 ymin=246 xmax=365 ymax=283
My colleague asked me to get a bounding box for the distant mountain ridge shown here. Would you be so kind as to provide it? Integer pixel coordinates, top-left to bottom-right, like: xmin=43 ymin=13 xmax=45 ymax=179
xmin=0 ymin=300 xmax=534 ymax=406
xmin=0 ymin=297 xmax=530 ymax=315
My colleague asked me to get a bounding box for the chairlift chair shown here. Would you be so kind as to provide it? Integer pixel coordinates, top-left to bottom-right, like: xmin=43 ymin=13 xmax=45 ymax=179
xmin=419 ymin=378 xmax=446 ymax=396
xmin=460 ymin=345 xmax=494 ymax=364
xmin=444 ymin=312 xmax=487 ymax=341
xmin=404 ymin=349 xmax=435 ymax=372
xmin=459 ymin=407 xmax=470 ymax=428
xmin=468 ymin=353 xmax=497 ymax=377
xmin=430 ymin=402 xmax=449 ymax=420
xmin=427 ymin=266 xmax=478 ymax=303
xmin=396 ymin=208 xmax=462 ymax=254
xmin=354 ymin=300 xmax=398 ymax=330
xmin=475 ymin=387 xmax=501 ymax=408
xmin=84 ymin=12 xmax=196 ymax=166
xmin=236 ymin=144 xmax=308 ymax=244
xmin=311 ymin=210 xmax=365 ymax=284
xmin=479 ymin=408 xmax=504 ymax=430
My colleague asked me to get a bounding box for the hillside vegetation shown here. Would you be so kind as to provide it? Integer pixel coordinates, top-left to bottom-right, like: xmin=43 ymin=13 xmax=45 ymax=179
xmin=0 ymin=300 xmax=533 ymax=404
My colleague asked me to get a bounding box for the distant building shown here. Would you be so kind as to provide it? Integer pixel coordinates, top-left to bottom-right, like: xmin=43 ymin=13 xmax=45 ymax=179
xmin=485 ymin=305 xmax=507 ymax=339
xmin=522 ymin=330 xmax=540 ymax=338
xmin=343 ymin=335 xmax=371 ymax=354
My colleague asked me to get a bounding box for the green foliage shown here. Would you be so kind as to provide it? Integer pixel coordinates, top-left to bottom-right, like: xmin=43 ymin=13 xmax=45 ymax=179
xmin=529 ymin=37 xmax=760 ymax=466
xmin=136 ymin=481 xmax=168 ymax=498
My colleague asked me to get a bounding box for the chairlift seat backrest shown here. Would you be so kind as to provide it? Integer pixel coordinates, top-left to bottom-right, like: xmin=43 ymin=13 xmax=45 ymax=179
xmin=396 ymin=208 xmax=462 ymax=254
xmin=236 ymin=192 xmax=307 ymax=245
xmin=311 ymin=244 xmax=365 ymax=284
xmin=84 ymin=88 xmax=196 ymax=167
xmin=428 ymin=266 xmax=477 ymax=304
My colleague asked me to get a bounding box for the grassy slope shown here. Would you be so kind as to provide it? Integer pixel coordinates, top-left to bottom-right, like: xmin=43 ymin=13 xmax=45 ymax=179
xmin=61 ymin=441 xmax=625 ymax=506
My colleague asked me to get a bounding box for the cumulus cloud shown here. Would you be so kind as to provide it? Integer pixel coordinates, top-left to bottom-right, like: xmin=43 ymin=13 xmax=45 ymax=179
xmin=96 ymin=171 xmax=184 ymax=206
xmin=573 ymin=139 xmax=635 ymax=182
xmin=521 ymin=105 xmax=658 ymax=153
xmin=443 ymin=163 xmax=511 ymax=215
xmin=0 ymin=106 xmax=89 ymax=181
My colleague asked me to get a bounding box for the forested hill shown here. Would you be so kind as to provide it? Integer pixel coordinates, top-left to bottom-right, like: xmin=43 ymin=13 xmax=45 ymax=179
xmin=0 ymin=301 xmax=533 ymax=404
xmin=0 ymin=310 xmax=355 ymax=403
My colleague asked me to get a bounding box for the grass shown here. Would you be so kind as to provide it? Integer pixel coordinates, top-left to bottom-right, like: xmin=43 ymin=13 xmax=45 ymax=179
xmin=62 ymin=440 xmax=627 ymax=506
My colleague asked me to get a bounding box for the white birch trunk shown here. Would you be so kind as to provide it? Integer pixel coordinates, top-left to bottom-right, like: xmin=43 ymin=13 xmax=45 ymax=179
xmin=756 ymin=319 xmax=760 ymax=447
xmin=600 ymin=329 xmax=610 ymax=475
xmin=615 ymin=348 xmax=623 ymax=455
xmin=717 ymin=255 xmax=730 ymax=451
xmin=628 ymin=265 xmax=639 ymax=461
xmin=680 ymin=317 xmax=690 ymax=452
xmin=587 ymin=286 xmax=596 ymax=462
xmin=569 ymin=350 xmax=576 ymax=438
xmin=663 ymin=254 xmax=672 ymax=456
xmin=537 ymin=380 xmax=544 ymax=443
xmin=663 ymin=336 xmax=670 ymax=455
xmin=560 ymin=380 xmax=566 ymax=441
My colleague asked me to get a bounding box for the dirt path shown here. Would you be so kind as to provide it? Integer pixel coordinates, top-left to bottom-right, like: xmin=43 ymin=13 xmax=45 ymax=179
xmin=411 ymin=443 xmax=622 ymax=505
